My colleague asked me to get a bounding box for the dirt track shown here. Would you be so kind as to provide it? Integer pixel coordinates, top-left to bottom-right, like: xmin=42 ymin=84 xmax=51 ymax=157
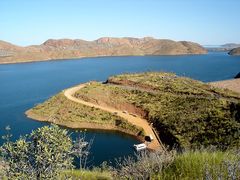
xmin=64 ymin=83 xmax=162 ymax=151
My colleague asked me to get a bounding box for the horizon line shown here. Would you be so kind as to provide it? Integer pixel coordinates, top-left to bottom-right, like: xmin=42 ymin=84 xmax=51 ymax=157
xmin=0 ymin=36 xmax=239 ymax=47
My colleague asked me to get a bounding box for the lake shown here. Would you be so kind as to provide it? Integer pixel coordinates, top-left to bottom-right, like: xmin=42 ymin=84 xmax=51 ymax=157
xmin=0 ymin=52 xmax=239 ymax=166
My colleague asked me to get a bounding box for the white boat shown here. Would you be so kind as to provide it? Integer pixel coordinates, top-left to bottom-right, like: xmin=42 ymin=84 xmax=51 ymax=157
xmin=149 ymin=135 xmax=154 ymax=141
xmin=133 ymin=143 xmax=147 ymax=151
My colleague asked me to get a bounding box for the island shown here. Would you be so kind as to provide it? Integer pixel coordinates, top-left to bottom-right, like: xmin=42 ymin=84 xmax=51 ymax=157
xmin=26 ymin=72 xmax=240 ymax=150
xmin=0 ymin=37 xmax=207 ymax=64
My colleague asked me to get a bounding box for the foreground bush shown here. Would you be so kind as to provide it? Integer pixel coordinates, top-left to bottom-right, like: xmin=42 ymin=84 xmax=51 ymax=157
xmin=112 ymin=150 xmax=175 ymax=179
xmin=161 ymin=149 xmax=240 ymax=180
xmin=1 ymin=124 xmax=239 ymax=179
xmin=59 ymin=169 xmax=112 ymax=180
xmin=0 ymin=157 xmax=7 ymax=179
xmin=112 ymin=149 xmax=240 ymax=180
xmin=1 ymin=125 xmax=73 ymax=179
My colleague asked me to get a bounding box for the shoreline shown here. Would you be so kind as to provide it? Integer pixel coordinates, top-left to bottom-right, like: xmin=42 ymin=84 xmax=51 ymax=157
xmin=0 ymin=53 xmax=208 ymax=65
xmin=25 ymin=83 xmax=163 ymax=151
xmin=25 ymin=77 xmax=240 ymax=151
xmin=63 ymin=84 xmax=162 ymax=150
xmin=25 ymin=110 xmax=144 ymax=145
xmin=209 ymin=78 xmax=240 ymax=94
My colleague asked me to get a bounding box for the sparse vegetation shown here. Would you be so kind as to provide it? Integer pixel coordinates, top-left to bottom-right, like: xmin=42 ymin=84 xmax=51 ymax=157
xmin=74 ymin=72 xmax=240 ymax=149
xmin=59 ymin=169 xmax=112 ymax=180
xmin=28 ymin=72 xmax=240 ymax=149
xmin=28 ymin=93 xmax=144 ymax=137
xmin=108 ymin=72 xmax=240 ymax=99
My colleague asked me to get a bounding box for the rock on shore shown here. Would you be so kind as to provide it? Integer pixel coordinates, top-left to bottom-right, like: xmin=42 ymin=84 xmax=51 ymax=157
xmin=228 ymin=47 xmax=240 ymax=56
xmin=235 ymin=72 xmax=240 ymax=79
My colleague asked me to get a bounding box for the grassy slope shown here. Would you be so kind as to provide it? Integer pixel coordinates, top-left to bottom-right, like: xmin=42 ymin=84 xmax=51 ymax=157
xmin=74 ymin=72 xmax=240 ymax=149
xmin=28 ymin=93 xmax=144 ymax=136
xmin=159 ymin=150 xmax=240 ymax=179
xmin=60 ymin=169 xmax=112 ymax=180
xmin=59 ymin=150 xmax=239 ymax=179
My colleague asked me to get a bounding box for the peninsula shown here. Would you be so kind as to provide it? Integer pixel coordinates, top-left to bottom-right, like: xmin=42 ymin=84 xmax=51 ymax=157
xmin=26 ymin=72 xmax=240 ymax=150
xmin=0 ymin=37 xmax=207 ymax=64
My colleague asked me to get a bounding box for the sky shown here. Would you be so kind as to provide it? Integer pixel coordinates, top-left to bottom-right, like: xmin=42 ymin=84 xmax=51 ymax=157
xmin=0 ymin=0 xmax=240 ymax=46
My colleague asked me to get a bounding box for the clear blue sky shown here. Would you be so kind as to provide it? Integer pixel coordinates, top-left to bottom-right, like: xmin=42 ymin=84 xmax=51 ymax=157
xmin=0 ymin=0 xmax=239 ymax=46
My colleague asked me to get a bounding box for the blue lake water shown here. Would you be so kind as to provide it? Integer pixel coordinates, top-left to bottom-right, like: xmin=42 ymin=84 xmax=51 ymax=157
xmin=0 ymin=52 xmax=239 ymax=166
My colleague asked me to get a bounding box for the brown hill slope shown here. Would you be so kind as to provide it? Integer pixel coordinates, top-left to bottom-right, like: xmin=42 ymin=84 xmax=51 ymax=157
xmin=228 ymin=47 xmax=240 ymax=56
xmin=0 ymin=37 xmax=207 ymax=64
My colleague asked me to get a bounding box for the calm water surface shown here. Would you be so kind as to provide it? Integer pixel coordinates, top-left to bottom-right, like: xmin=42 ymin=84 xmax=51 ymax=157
xmin=0 ymin=52 xmax=239 ymax=166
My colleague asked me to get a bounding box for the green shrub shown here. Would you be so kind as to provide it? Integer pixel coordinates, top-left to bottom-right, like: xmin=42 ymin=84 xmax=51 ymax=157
xmin=1 ymin=125 xmax=73 ymax=179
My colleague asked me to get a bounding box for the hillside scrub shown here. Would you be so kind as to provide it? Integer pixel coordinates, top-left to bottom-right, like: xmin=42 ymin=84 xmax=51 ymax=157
xmin=28 ymin=93 xmax=144 ymax=137
xmin=107 ymin=72 xmax=240 ymax=99
xmin=74 ymin=72 xmax=240 ymax=149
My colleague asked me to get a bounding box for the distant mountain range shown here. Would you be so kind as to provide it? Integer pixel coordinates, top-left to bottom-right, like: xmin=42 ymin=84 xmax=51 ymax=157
xmin=0 ymin=37 xmax=207 ymax=64
xmin=205 ymin=43 xmax=240 ymax=52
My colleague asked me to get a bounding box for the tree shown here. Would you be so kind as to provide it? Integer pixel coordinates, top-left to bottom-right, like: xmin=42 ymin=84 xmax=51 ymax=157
xmin=1 ymin=125 xmax=73 ymax=179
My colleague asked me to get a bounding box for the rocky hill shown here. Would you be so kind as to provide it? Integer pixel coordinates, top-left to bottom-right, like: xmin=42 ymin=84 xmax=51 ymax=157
xmin=229 ymin=47 xmax=240 ymax=56
xmin=0 ymin=37 xmax=207 ymax=64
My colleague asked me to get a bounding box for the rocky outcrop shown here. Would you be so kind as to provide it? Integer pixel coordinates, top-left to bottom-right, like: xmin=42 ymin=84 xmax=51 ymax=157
xmin=0 ymin=37 xmax=207 ymax=64
xmin=235 ymin=72 xmax=240 ymax=79
xmin=228 ymin=47 xmax=240 ymax=56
